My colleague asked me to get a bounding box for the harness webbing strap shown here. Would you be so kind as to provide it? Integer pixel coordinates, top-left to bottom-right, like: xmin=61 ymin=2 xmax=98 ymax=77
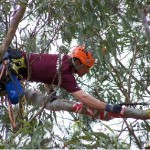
xmin=0 ymin=64 xmax=5 ymax=80
xmin=7 ymin=99 xmax=16 ymax=129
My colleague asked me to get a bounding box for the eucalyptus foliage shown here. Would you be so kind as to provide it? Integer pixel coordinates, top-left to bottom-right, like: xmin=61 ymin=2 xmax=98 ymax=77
xmin=0 ymin=0 xmax=150 ymax=149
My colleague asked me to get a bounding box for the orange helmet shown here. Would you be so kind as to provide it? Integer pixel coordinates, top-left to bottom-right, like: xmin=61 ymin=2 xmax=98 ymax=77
xmin=71 ymin=46 xmax=95 ymax=67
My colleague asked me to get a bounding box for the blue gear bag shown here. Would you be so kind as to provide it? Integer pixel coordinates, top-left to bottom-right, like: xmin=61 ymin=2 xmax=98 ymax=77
xmin=5 ymin=74 xmax=24 ymax=104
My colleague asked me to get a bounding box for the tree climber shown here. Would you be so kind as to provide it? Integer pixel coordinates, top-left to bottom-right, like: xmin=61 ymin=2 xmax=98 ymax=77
xmin=0 ymin=46 xmax=150 ymax=120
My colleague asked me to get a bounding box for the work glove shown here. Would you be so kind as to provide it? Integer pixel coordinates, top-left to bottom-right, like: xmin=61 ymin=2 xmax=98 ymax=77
xmin=50 ymin=91 xmax=57 ymax=102
xmin=105 ymin=103 xmax=122 ymax=113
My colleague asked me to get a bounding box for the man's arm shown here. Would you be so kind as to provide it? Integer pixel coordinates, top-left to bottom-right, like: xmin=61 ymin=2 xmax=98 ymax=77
xmin=72 ymin=90 xmax=123 ymax=114
xmin=71 ymin=90 xmax=106 ymax=110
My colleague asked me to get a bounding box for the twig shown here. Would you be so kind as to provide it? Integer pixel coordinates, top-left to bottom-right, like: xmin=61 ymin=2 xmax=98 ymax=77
xmin=116 ymin=58 xmax=150 ymax=95
xmin=124 ymin=119 xmax=142 ymax=149
xmin=127 ymin=45 xmax=138 ymax=101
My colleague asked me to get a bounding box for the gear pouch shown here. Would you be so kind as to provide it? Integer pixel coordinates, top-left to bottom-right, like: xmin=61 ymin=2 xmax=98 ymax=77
xmin=6 ymin=74 xmax=24 ymax=104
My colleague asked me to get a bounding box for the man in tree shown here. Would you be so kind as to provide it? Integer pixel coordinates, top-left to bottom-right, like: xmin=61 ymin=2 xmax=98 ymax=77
xmin=23 ymin=46 xmax=120 ymax=110
xmin=1 ymin=46 xmax=150 ymax=120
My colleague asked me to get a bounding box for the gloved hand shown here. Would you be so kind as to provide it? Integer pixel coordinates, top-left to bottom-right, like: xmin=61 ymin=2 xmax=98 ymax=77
xmin=105 ymin=103 xmax=122 ymax=113
xmin=50 ymin=91 xmax=57 ymax=102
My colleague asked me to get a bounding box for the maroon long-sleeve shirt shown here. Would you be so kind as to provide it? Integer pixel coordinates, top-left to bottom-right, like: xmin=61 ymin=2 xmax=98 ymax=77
xmin=22 ymin=52 xmax=81 ymax=93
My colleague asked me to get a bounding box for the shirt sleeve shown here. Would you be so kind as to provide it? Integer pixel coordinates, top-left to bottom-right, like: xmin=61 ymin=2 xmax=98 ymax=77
xmin=60 ymin=73 xmax=81 ymax=93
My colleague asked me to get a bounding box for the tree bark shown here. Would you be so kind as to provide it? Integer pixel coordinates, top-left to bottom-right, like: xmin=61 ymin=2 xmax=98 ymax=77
xmin=140 ymin=6 xmax=150 ymax=44
xmin=24 ymin=89 xmax=150 ymax=121
xmin=0 ymin=5 xmax=27 ymax=60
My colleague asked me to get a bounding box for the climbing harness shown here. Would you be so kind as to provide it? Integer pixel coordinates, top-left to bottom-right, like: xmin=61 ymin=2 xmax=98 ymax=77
xmin=0 ymin=47 xmax=27 ymax=104
xmin=0 ymin=47 xmax=28 ymax=129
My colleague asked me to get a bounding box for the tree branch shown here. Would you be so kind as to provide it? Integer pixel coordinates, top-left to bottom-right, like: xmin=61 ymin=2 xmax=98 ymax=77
xmin=124 ymin=119 xmax=142 ymax=149
xmin=116 ymin=58 xmax=150 ymax=95
xmin=0 ymin=5 xmax=27 ymax=60
xmin=24 ymin=89 xmax=150 ymax=121
xmin=140 ymin=6 xmax=150 ymax=44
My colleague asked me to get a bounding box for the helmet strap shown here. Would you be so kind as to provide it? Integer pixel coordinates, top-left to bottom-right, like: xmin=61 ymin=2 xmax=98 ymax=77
xmin=71 ymin=58 xmax=83 ymax=71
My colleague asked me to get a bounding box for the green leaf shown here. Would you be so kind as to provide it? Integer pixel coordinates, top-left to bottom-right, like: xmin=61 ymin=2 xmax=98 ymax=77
xmin=101 ymin=122 xmax=115 ymax=134
xmin=92 ymin=131 xmax=110 ymax=140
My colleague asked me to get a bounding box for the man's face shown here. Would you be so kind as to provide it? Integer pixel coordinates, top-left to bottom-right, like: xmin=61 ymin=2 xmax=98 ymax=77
xmin=77 ymin=64 xmax=91 ymax=77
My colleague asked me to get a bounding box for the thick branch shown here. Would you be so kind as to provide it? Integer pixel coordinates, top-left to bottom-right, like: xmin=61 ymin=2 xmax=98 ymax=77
xmin=0 ymin=89 xmax=149 ymax=120
xmin=24 ymin=89 xmax=150 ymax=121
xmin=0 ymin=5 xmax=27 ymax=60
xmin=24 ymin=89 xmax=82 ymax=112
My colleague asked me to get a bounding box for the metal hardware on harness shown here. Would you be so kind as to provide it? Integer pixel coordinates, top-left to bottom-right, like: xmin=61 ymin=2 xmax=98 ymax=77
xmin=11 ymin=57 xmax=27 ymax=78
